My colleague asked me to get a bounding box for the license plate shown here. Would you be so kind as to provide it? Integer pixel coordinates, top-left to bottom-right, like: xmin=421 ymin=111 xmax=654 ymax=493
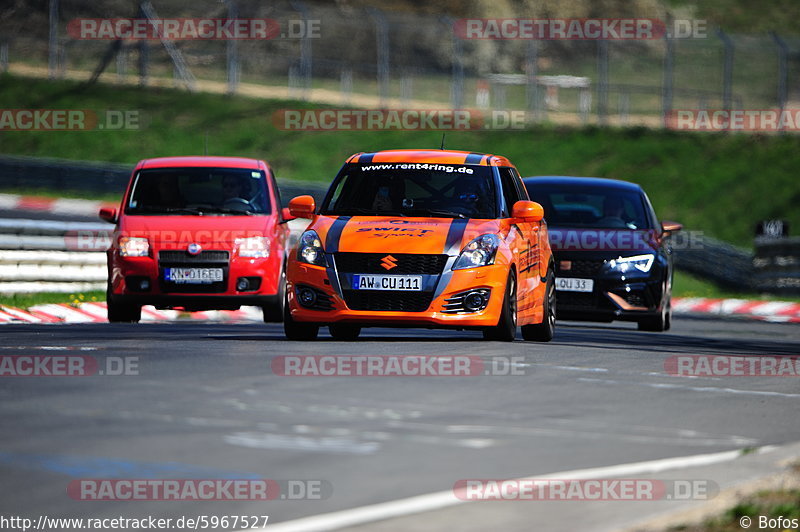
xmin=555 ymin=277 xmax=594 ymax=292
xmin=352 ymin=274 xmax=422 ymax=291
xmin=164 ymin=267 xmax=223 ymax=284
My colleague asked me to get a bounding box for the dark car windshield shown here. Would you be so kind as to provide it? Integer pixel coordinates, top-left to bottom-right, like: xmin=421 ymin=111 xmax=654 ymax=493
xmin=526 ymin=185 xmax=652 ymax=230
xmin=125 ymin=167 xmax=271 ymax=215
xmin=320 ymin=163 xmax=498 ymax=219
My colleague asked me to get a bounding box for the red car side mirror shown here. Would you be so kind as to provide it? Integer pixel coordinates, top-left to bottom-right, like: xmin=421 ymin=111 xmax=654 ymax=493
xmin=99 ymin=207 xmax=118 ymax=224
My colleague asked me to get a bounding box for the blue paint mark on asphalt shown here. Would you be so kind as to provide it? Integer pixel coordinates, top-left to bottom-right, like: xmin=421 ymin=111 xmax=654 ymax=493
xmin=0 ymin=452 xmax=261 ymax=479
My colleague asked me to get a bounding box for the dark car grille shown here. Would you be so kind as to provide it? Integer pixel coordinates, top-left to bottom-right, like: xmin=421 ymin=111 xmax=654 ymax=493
xmin=608 ymin=289 xmax=653 ymax=309
xmin=556 ymin=292 xmax=597 ymax=309
xmin=341 ymin=290 xmax=434 ymax=312
xmin=556 ymin=292 xmax=617 ymax=311
xmin=159 ymin=250 xmax=229 ymax=263
xmin=558 ymin=259 xmax=605 ymax=276
xmin=334 ymin=253 xmax=447 ymax=275
xmin=158 ymin=249 xmax=229 ymax=293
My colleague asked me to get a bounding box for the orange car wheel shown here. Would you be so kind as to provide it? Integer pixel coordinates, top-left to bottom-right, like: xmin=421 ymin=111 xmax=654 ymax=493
xmin=482 ymin=269 xmax=517 ymax=342
xmin=521 ymin=271 xmax=555 ymax=342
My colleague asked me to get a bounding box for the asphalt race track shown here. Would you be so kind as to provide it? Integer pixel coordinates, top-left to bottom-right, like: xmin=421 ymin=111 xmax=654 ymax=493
xmin=1 ymin=316 xmax=798 ymax=531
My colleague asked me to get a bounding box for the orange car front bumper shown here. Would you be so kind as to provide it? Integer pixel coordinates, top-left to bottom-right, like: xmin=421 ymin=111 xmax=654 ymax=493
xmin=287 ymin=262 xmax=510 ymax=327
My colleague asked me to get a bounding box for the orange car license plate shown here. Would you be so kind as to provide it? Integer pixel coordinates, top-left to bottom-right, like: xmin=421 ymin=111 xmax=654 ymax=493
xmin=352 ymin=275 xmax=422 ymax=291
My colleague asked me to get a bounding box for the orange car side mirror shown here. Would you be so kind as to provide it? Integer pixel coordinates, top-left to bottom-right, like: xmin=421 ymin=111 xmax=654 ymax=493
xmin=661 ymin=220 xmax=683 ymax=235
xmin=512 ymin=200 xmax=544 ymax=222
xmin=288 ymin=195 xmax=316 ymax=219
xmin=98 ymin=207 xmax=118 ymax=224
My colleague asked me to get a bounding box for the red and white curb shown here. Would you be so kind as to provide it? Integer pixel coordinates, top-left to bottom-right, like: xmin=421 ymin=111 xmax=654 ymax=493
xmin=672 ymin=297 xmax=800 ymax=324
xmin=0 ymin=302 xmax=263 ymax=324
xmin=0 ymin=298 xmax=797 ymax=325
xmin=0 ymin=193 xmax=116 ymax=217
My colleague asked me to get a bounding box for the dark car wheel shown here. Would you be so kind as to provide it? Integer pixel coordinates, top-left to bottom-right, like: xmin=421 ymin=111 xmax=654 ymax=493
xmin=638 ymin=293 xmax=670 ymax=332
xmin=106 ymin=290 xmax=141 ymax=323
xmin=522 ymin=272 xmax=555 ymax=342
xmin=329 ymin=324 xmax=361 ymax=341
xmin=483 ymin=270 xmax=517 ymax=342
xmin=283 ymin=296 xmax=319 ymax=340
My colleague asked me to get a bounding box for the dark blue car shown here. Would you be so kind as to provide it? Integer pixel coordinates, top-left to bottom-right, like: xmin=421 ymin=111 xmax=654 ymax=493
xmin=523 ymin=176 xmax=682 ymax=331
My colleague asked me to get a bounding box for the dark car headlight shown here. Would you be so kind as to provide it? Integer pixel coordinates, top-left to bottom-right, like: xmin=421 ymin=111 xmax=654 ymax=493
xmin=605 ymin=254 xmax=655 ymax=274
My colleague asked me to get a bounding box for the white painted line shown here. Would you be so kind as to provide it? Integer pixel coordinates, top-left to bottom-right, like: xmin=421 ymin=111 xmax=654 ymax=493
xmin=578 ymin=377 xmax=800 ymax=399
xmin=248 ymin=448 xmax=747 ymax=532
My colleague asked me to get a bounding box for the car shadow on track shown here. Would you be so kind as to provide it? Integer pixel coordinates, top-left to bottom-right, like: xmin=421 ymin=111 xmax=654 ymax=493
xmin=551 ymin=321 xmax=800 ymax=356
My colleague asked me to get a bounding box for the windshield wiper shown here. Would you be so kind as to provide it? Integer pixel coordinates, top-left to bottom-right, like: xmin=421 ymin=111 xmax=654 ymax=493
xmin=403 ymin=209 xmax=467 ymax=219
xmin=326 ymin=208 xmax=406 ymax=217
xmin=195 ymin=206 xmax=255 ymax=215
xmin=129 ymin=207 xmax=205 ymax=215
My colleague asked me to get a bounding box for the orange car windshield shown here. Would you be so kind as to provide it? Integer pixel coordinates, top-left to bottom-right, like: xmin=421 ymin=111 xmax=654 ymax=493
xmin=321 ymin=164 xmax=498 ymax=219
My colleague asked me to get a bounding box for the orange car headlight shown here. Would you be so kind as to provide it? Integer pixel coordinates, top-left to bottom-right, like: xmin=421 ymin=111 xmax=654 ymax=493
xmin=453 ymin=234 xmax=500 ymax=270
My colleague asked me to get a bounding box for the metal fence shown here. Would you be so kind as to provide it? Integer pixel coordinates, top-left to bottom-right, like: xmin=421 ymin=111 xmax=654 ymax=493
xmin=3 ymin=1 xmax=799 ymax=127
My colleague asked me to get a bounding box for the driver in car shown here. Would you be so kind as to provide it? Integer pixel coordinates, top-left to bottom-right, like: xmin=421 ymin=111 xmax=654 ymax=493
xmin=452 ymin=178 xmax=491 ymax=218
xmin=222 ymin=175 xmax=249 ymax=201
xmin=597 ymin=196 xmax=628 ymax=228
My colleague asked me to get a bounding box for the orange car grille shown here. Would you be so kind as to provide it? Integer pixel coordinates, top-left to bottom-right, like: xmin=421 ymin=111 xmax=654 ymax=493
xmin=340 ymin=291 xmax=435 ymax=312
xmin=334 ymin=253 xmax=448 ymax=275
xmin=334 ymin=252 xmax=445 ymax=312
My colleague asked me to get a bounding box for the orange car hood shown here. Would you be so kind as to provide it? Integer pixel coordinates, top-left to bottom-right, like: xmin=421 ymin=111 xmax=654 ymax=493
xmin=314 ymin=216 xmax=503 ymax=255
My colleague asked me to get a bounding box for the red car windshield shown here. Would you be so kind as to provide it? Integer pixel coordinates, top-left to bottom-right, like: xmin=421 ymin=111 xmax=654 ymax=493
xmin=126 ymin=167 xmax=271 ymax=215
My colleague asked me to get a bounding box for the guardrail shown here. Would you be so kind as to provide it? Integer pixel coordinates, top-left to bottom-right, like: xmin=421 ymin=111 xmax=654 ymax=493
xmin=0 ymin=217 xmax=311 ymax=294
xmin=670 ymin=233 xmax=755 ymax=292
xmin=0 ymin=218 xmax=109 ymax=293
xmin=753 ymin=236 xmax=800 ymax=295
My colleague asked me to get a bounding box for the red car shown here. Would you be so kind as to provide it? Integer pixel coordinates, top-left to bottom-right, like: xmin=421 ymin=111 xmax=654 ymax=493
xmin=99 ymin=156 xmax=291 ymax=323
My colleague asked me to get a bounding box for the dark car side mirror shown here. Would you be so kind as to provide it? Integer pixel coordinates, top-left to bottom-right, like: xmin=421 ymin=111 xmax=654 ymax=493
xmin=288 ymin=195 xmax=316 ymax=219
xmin=661 ymin=220 xmax=683 ymax=235
xmin=512 ymin=200 xmax=544 ymax=222
xmin=98 ymin=207 xmax=118 ymax=224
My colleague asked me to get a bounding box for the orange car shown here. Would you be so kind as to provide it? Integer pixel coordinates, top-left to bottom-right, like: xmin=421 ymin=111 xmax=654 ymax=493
xmin=284 ymin=149 xmax=555 ymax=341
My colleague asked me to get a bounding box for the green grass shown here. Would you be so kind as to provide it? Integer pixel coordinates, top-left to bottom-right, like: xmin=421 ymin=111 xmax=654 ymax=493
xmin=0 ymin=291 xmax=105 ymax=309
xmin=1 ymin=74 xmax=799 ymax=249
xmin=670 ymin=488 xmax=800 ymax=531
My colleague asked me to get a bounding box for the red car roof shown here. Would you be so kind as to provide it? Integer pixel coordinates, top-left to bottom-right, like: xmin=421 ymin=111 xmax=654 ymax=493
xmin=136 ymin=156 xmax=264 ymax=170
xmin=346 ymin=149 xmax=513 ymax=167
